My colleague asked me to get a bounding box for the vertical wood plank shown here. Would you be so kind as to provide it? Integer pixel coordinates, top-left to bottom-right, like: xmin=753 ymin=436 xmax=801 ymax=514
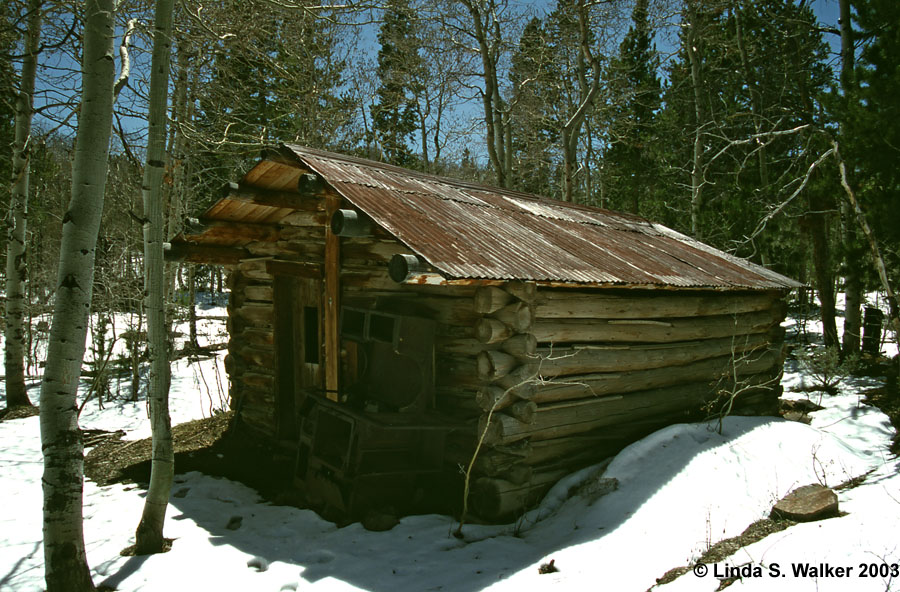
xmin=324 ymin=193 xmax=342 ymax=400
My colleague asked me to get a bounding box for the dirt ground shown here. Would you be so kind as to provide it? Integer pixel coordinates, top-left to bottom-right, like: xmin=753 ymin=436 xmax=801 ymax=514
xmin=79 ymin=412 xmax=301 ymax=505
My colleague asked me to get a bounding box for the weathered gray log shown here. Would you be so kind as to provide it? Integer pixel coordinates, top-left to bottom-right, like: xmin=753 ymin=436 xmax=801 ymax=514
xmin=471 ymin=467 xmax=570 ymax=519
xmin=239 ymin=372 xmax=274 ymax=391
xmin=436 ymin=337 xmax=493 ymax=357
xmin=492 ymin=302 xmax=535 ymax=333
xmin=531 ymin=309 xmax=781 ymax=344
xmin=243 ymin=284 xmax=274 ymax=302
xmin=477 ymin=350 xmax=517 ymax=381
xmin=508 ymin=400 xmax=538 ymax=424
xmin=476 ymin=386 xmax=518 ymax=412
xmin=387 ymin=295 xmax=480 ymax=327
xmin=494 ymin=363 xmax=541 ymax=392
xmin=478 ymin=382 xmax=708 ymax=445
xmin=234 ymin=302 xmax=274 ymax=325
xmin=444 ymin=440 xmax=531 ymax=477
xmin=436 ymin=356 xmax=483 ymax=389
xmin=235 ymin=343 xmax=276 ymax=368
xmin=475 ymin=318 xmax=513 ymax=344
xmin=343 ymin=264 xmax=482 ymax=294
xmin=536 ymin=333 xmax=773 ymax=376
xmin=238 ymin=258 xmax=274 ymax=281
xmin=240 ymin=327 xmax=274 ymax=347
xmin=506 ymin=350 xmax=780 ymax=409
xmin=532 ymin=290 xmax=781 ymax=319
xmin=505 ymin=281 xmax=537 ymax=303
xmin=244 ymin=240 xmax=305 ymax=258
xmin=280 ymin=210 xmax=328 ymax=226
xmin=501 ymin=334 xmax=538 ymax=358
xmin=479 ymin=375 xmax=778 ymax=445
xmin=474 ymin=286 xmax=513 ymax=314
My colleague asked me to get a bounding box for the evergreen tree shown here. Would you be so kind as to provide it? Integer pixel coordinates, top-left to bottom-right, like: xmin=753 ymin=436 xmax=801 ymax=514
xmin=658 ymin=0 xmax=830 ymax=264
xmin=372 ymin=0 xmax=421 ymax=167
xmin=0 ymin=3 xmax=16 ymax=194
xmin=508 ymin=17 xmax=558 ymax=196
xmin=851 ymin=0 xmax=900 ymax=271
xmin=602 ymin=0 xmax=662 ymax=216
xmin=191 ymin=0 xmax=352 ymax=204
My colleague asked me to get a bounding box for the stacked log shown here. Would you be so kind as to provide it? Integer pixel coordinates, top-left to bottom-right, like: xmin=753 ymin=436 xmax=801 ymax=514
xmin=221 ymin=220 xmax=788 ymax=522
xmin=226 ymin=260 xmax=278 ymax=439
xmin=462 ymin=284 xmax=788 ymax=521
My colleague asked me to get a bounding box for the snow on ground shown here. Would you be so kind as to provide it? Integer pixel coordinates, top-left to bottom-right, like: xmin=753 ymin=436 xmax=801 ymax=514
xmin=1 ymin=295 xmax=899 ymax=592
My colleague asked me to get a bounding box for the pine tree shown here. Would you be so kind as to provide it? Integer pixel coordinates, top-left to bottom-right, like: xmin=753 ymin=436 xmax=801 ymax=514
xmin=372 ymin=0 xmax=421 ymax=167
xmin=658 ymin=0 xmax=829 ymax=257
xmin=837 ymin=0 xmax=900 ymax=339
xmin=602 ymin=0 xmax=661 ymax=216
xmin=508 ymin=17 xmax=558 ymax=196
xmin=191 ymin=0 xmax=352 ymax=203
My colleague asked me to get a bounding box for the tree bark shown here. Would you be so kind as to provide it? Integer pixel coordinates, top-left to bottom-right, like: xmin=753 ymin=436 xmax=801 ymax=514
xmin=4 ymin=0 xmax=42 ymax=408
xmin=560 ymin=0 xmax=601 ymax=203
xmin=838 ymin=0 xmax=862 ymax=357
xmin=685 ymin=0 xmax=706 ymax=238
xmin=461 ymin=0 xmax=510 ymax=187
xmin=39 ymin=1 xmax=117 ymax=590
xmin=807 ymin=191 xmax=840 ymax=349
xmin=833 ymin=142 xmax=900 ymax=350
xmin=134 ymin=0 xmax=176 ymax=555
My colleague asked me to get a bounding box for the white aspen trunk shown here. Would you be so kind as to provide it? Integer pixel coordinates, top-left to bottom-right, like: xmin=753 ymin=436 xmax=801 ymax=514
xmin=462 ymin=0 xmax=509 ymax=188
xmin=134 ymin=0 xmax=176 ymax=555
xmin=39 ymin=1 xmax=116 ymax=590
xmin=4 ymin=0 xmax=42 ymax=408
xmin=560 ymin=0 xmax=600 ymax=203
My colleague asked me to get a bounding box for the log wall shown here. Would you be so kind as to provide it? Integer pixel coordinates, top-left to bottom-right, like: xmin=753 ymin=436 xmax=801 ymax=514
xmin=223 ymin=219 xmax=789 ymax=523
xmin=226 ymin=261 xmax=278 ymax=440
xmin=455 ymin=284 xmax=788 ymax=521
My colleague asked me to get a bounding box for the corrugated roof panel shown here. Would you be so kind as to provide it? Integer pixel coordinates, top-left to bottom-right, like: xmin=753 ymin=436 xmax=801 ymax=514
xmin=277 ymin=144 xmax=801 ymax=290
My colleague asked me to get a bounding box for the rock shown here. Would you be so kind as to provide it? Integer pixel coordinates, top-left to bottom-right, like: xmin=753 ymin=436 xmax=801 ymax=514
xmin=770 ymin=484 xmax=839 ymax=522
xmin=226 ymin=515 xmax=243 ymax=530
xmin=538 ymin=559 xmax=559 ymax=574
xmin=247 ymin=556 xmax=269 ymax=572
xmin=362 ymin=510 xmax=399 ymax=532
xmin=779 ymin=399 xmax=824 ymax=424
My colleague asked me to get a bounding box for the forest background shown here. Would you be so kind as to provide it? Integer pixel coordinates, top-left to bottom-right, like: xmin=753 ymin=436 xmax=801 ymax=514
xmin=2 ymin=0 xmax=899 ymax=368
xmin=1 ymin=0 xmax=899 ymax=590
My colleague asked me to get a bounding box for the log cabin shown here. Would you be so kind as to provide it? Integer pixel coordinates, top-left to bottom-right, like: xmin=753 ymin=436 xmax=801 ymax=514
xmin=168 ymin=144 xmax=801 ymax=522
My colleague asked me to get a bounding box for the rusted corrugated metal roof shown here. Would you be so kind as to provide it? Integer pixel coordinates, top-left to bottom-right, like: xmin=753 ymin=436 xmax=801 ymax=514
xmin=276 ymin=145 xmax=799 ymax=290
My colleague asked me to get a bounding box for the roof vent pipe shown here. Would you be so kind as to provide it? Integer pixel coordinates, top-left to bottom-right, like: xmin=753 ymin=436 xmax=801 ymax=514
xmin=331 ymin=209 xmax=372 ymax=237
xmin=390 ymin=254 xmax=430 ymax=283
